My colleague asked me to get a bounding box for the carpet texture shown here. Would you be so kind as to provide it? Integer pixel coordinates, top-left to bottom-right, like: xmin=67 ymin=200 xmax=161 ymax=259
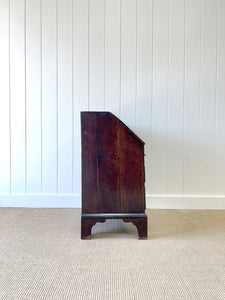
xmin=0 ymin=209 xmax=225 ymax=299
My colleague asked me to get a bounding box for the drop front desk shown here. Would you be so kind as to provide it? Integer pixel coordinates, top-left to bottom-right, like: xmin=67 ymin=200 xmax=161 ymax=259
xmin=81 ymin=112 xmax=147 ymax=239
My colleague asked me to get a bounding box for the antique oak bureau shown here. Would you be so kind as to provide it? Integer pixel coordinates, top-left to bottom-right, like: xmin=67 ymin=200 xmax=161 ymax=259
xmin=81 ymin=112 xmax=147 ymax=239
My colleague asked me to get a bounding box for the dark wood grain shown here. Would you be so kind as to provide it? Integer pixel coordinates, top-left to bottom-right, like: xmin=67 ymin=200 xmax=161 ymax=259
xmin=118 ymin=120 xmax=145 ymax=213
xmin=123 ymin=216 xmax=147 ymax=240
xmin=81 ymin=112 xmax=99 ymax=213
xmin=81 ymin=111 xmax=147 ymax=239
xmin=96 ymin=113 xmax=120 ymax=212
xmin=81 ymin=218 xmax=106 ymax=240
xmin=81 ymin=214 xmax=147 ymax=240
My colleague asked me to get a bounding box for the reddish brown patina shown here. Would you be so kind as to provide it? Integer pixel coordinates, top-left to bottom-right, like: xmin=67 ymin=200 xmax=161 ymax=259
xmin=81 ymin=111 xmax=147 ymax=239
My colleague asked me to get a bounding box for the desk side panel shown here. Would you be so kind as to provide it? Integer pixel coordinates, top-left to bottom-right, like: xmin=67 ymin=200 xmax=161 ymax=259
xmin=96 ymin=113 xmax=120 ymax=213
xmin=81 ymin=113 xmax=99 ymax=213
xmin=118 ymin=121 xmax=145 ymax=213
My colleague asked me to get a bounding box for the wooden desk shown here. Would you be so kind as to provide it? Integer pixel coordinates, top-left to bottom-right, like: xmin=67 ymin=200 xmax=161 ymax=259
xmin=81 ymin=111 xmax=147 ymax=239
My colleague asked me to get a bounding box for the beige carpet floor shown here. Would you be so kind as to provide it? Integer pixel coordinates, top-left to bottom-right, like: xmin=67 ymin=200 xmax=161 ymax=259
xmin=0 ymin=209 xmax=225 ymax=300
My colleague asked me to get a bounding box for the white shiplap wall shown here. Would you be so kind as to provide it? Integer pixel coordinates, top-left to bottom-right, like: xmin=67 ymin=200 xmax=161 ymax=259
xmin=0 ymin=0 xmax=225 ymax=208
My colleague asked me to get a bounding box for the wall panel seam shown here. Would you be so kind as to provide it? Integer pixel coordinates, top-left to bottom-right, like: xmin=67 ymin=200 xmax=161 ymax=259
xmin=9 ymin=0 xmax=12 ymax=195
xmin=56 ymin=0 xmax=59 ymax=194
xmin=40 ymin=0 xmax=43 ymax=194
xmin=103 ymin=0 xmax=106 ymax=111
xmin=72 ymin=0 xmax=74 ymax=194
xmin=182 ymin=0 xmax=187 ymax=196
xmin=166 ymin=0 xmax=170 ymax=195
xmin=135 ymin=0 xmax=138 ymax=128
xmin=119 ymin=0 xmax=122 ymax=118
xmin=25 ymin=0 xmax=27 ymax=194
xmin=198 ymin=0 xmax=203 ymax=194
xmin=215 ymin=0 xmax=219 ymax=194
xmin=88 ymin=0 xmax=90 ymax=110
xmin=151 ymin=0 xmax=154 ymax=139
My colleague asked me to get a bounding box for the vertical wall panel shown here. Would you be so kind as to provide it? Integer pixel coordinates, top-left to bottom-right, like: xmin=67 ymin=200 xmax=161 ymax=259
xmin=26 ymin=0 xmax=42 ymax=193
xmin=104 ymin=0 xmax=120 ymax=117
xmin=151 ymin=0 xmax=169 ymax=194
xmin=58 ymin=0 xmax=73 ymax=194
xmin=183 ymin=0 xmax=201 ymax=195
xmin=216 ymin=0 xmax=225 ymax=194
xmin=73 ymin=0 xmax=89 ymax=195
xmin=120 ymin=0 xmax=137 ymax=128
xmin=167 ymin=0 xmax=185 ymax=194
xmin=136 ymin=0 xmax=152 ymax=194
xmin=10 ymin=0 xmax=26 ymax=194
xmin=0 ymin=0 xmax=225 ymax=207
xmin=42 ymin=0 xmax=57 ymax=194
xmin=199 ymin=0 xmax=217 ymax=194
xmin=0 ymin=0 xmax=10 ymax=193
xmin=89 ymin=0 xmax=105 ymax=110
